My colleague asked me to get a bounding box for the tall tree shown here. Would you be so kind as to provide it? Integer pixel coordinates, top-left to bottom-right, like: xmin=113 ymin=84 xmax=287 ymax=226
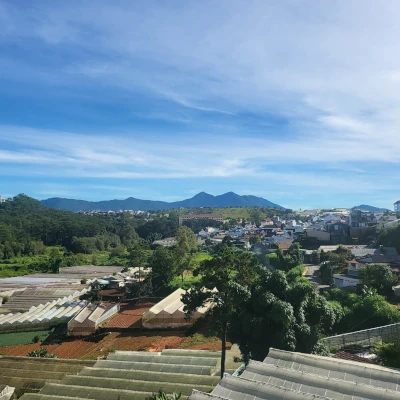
xmin=182 ymin=247 xmax=258 ymax=378
xmin=175 ymin=226 xmax=197 ymax=283
xmin=358 ymin=264 xmax=399 ymax=298
xmin=149 ymin=247 xmax=175 ymax=293
xmin=230 ymin=269 xmax=341 ymax=362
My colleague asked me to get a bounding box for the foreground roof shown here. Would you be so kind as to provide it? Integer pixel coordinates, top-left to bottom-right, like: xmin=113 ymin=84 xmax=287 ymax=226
xmin=190 ymin=348 xmax=400 ymax=400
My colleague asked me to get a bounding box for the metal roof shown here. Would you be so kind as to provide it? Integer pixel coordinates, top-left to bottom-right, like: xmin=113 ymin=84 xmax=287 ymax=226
xmin=190 ymin=348 xmax=400 ymax=400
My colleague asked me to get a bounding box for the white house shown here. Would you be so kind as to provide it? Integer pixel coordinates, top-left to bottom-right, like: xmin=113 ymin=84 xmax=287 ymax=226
xmin=323 ymin=214 xmax=341 ymax=225
xmin=333 ymin=274 xmax=361 ymax=288
xmin=395 ymin=200 xmax=400 ymax=212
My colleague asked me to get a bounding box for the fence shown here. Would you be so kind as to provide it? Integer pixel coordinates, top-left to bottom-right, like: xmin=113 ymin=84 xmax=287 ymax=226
xmin=322 ymin=322 xmax=400 ymax=352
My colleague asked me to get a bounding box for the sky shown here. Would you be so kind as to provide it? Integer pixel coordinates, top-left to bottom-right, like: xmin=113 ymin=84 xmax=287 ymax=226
xmin=1 ymin=0 xmax=400 ymax=210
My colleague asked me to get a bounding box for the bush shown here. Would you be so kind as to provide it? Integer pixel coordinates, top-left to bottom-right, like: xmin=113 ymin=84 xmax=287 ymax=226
xmin=146 ymin=391 xmax=182 ymax=400
xmin=27 ymin=347 xmax=57 ymax=358
xmin=80 ymin=278 xmax=87 ymax=284
xmin=32 ymin=335 xmax=40 ymax=343
xmin=373 ymin=337 xmax=400 ymax=367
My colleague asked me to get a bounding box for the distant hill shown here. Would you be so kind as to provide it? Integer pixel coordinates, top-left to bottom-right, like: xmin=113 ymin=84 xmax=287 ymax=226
xmin=41 ymin=191 xmax=285 ymax=212
xmin=352 ymin=204 xmax=390 ymax=212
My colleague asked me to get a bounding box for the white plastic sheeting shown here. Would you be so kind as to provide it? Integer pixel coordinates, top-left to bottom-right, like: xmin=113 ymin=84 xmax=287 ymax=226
xmin=67 ymin=303 xmax=119 ymax=336
xmin=142 ymin=288 xmax=213 ymax=329
xmin=0 ymin=298 xmax=87 ymax=330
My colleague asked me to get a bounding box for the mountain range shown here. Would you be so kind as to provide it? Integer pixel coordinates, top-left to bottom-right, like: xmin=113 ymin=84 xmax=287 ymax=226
xmin=352 ymin=204 xmax=390 ymax=212
xmin=41 ymin=192 xmax=285 ymax=212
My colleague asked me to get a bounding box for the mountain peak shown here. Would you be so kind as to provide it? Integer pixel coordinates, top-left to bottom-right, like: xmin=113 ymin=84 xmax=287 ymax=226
xmin=41 ymin=192 xmax=285 ymax=212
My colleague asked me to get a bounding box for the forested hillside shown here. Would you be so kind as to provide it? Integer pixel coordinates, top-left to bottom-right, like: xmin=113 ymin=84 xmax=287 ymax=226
xmin=0 ymin=195 xmax=179 ymax=277
xmin=0 ymin=195 xmax=137 ymax=259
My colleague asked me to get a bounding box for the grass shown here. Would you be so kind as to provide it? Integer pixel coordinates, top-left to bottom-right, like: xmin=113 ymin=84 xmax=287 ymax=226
xmin=179 ymin=333 xmax=219 ymax=349
xmin=0 ymin=329 xmax=52 ymax=347
xmin=170 ymin=272 xmax=201 ymax=290
xmin=169 ymin=252 xmax=211 ymax=290
xmin=0 ymin=248 xmax=131 ymax=279
xmin=193 ymin=252 xmax=212 ymax=263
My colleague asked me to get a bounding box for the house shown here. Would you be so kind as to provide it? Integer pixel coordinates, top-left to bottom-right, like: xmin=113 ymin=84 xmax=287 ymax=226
xmin=346 ymin=260 xmax=364 ymax=276
xmin=178 ymin=213 xmax=223 ymax=225
xmin=325 ymin=221 xmax=350 ymax=244
xmin=393 ymin=284 xmax=400 ymax=297
xmin=107 ymin=277 xmax=125 ymax=289
xmin=333 ymin=274 xmax=361 ymax=289
xmin=395 ymin=200 xmax=400 ymax=212
xmin=349 ymin=209 xmax=377 ymax=228
xmin=305 ymin=229 xmax=331 ymax=242
xmin=323 ymin=214 xmax=342 ymax=225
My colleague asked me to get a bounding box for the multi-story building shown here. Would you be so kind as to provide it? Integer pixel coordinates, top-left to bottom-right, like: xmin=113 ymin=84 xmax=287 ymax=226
xmin=349 ymin=209 xmax=376 ymax=228
xmin=395 ymin=200 xmax=400 ymax=212
xmin=178 ymin=213 xmax=223 ymax=225
xmin=0 ymin=196 xmax=5 ymax=203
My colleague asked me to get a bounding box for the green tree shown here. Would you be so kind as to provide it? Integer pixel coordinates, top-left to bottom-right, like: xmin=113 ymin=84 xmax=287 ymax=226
xmin=358 ymin=264 xmax=399 ymax=298
xmin=149 ymin=247 xmax=175 ymax=293
xmin=89 ymin=282 xmax=102 ymax=303
xmin=175 ymin=226 xmax=197 ymax=283
xmin=49 ymin=248 xmax=63 ymax=274
xmin=230 ymin=269 xmax=341 ymax=362
xmin=324 ymin=289 xmax=400 ymax=333
xmin=250 ymin=208 xmax=262 ymax=226
xmin=182 ymin=246 xmax=258 ymax=378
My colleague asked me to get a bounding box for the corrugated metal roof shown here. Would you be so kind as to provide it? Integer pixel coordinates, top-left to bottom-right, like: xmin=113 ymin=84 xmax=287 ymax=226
xmin=190 ymin=348 xmax=400 ymax=400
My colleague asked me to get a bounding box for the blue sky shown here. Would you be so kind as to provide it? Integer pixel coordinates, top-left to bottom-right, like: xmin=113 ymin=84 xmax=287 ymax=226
xmin=1 ymin=1 xmax=400 ymax=210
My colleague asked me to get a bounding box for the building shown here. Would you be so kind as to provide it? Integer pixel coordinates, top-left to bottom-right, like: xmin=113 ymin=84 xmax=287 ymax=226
xmin=179 ymin=213 xmax=223 ymax=225
xmin=142 ymin=288 xmax=214 ymax=329
xmin=67 ymin=303 xmax=119 ymax=336
xmin=395 ymin=200 xmax=400 ymax=212
xmin=349 ymin=209 xmax=377 ymax=228
xmin=0 ymin=196 xmax=5 ymax=203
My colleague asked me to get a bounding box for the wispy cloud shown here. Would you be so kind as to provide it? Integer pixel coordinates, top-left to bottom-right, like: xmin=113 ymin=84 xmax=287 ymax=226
xmin=1 ymin=1 xmax=400 ymax=207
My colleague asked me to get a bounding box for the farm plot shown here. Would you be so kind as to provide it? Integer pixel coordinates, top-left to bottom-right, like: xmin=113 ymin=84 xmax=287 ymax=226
xmin=0 ymin=329 xmax=52 ymax=347
xmin=104 ymin=301 xmax=155 ymax=329
xmin=0 ymin=330 xmax=225 ymax=359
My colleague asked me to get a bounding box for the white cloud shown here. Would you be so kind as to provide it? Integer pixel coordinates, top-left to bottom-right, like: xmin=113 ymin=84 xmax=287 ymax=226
xmin=1 ymin=1 xmax=400 ymax=206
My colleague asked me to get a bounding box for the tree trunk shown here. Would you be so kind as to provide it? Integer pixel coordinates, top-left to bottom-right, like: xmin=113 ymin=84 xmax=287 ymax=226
xmin=220 ymin=323 xmax=227 ymax=379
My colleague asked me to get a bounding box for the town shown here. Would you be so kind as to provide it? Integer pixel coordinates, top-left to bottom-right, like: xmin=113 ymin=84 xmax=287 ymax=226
xmin=1 ymin=195 xmax=400 ymax=399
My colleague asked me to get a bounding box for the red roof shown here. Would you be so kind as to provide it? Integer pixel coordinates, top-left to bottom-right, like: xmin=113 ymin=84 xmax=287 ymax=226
xmin=333 ymin=351 xmax=373 ymax=364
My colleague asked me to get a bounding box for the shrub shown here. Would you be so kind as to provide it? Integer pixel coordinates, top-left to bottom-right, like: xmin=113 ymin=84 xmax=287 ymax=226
xmin=80 ymin=278 xmax=87 ymax=284
xmin=32 ymin=335 xmax=40 ymax=343
xmin=146 ymin=391 xmax=182 ymax=400
xmin=373 ymin=337 xmax=400 ymax=367
xmin=27 ymin=347 xmax=57 ymax=358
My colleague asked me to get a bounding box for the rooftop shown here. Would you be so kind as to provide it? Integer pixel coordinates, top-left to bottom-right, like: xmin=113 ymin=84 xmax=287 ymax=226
xmin=181 ymin=214 xmax=222 ymax=218
xmin=190 ymin=348 xmax=400 ymax=400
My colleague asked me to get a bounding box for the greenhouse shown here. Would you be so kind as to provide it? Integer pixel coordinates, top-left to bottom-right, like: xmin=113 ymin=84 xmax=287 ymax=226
xmin=190 ymin=348 xmax=400 ymax=400
xmin=0 ymin=298 xmax=87 ymax=332
xmin=142 ymin=288 xmax=213 ymax=329
xmin=15 ymin=349 xmax=221 ymax=400
xmin=67 ymin=303 xmax=119 ymax=336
